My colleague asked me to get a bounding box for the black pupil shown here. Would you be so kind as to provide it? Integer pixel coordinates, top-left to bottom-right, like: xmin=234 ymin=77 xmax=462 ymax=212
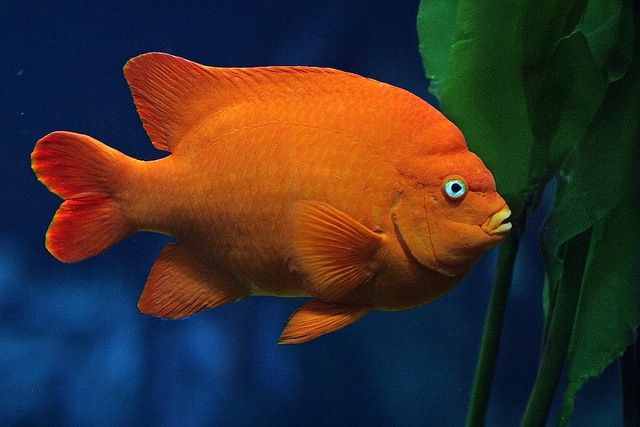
xmin=451 ymin=182 xmax=462 ymax=193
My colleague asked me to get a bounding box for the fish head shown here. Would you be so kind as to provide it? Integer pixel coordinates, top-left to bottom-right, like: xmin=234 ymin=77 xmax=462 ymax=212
xmin=392 ymin=150 xmax=510 ymax=277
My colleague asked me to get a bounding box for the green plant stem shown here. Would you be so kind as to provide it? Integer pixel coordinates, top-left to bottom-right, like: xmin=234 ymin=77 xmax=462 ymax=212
xmin=521 ymin=230 xmax=591 ymax=427
xmin=466 ymin=229 xmax=521 ymax=427
xmin=621 ymin=334 xmax=640 ymax=427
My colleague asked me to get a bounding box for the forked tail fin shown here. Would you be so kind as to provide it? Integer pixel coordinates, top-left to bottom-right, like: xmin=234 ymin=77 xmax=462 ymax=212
xmin=31 ymin=131 xmax=135 ymax=262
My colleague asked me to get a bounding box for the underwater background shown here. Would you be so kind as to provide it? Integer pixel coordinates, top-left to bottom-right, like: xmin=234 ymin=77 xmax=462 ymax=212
xmin=1 ymin=1 xmax=623 ymax=425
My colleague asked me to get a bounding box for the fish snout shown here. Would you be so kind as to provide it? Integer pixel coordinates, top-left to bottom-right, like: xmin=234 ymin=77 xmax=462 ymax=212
xmin=481 ymin=206 xmax=512 ymax=236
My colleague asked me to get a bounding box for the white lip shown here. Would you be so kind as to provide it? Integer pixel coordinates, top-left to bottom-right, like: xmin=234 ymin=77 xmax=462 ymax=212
xmin=491 ymin=222 xmax=513 ymax=234
xmin=482 ymin=207 xmax=512 ymax=236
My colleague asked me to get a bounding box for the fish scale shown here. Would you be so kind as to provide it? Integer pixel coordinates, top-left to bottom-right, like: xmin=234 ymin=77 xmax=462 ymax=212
xmin=193 ymin=125 xmax=373 ymax=283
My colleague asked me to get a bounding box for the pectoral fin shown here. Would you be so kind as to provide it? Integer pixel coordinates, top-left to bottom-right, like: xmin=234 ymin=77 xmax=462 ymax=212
xmin=138 ymin=243 xmax=242 ymax=319
xmin=279 ymin=300 xmax=371 ymax=344
xmin=291 ymin=201 xmax=383 ymax=300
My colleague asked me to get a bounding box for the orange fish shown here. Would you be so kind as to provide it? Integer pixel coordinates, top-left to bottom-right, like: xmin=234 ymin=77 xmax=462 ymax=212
xmin=31 ymin=53 xmax=511 ymax=344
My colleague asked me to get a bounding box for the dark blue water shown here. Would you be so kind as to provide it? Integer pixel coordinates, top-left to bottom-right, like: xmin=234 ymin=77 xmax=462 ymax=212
xmin=2 ymin=1 xmax=621 ymax=425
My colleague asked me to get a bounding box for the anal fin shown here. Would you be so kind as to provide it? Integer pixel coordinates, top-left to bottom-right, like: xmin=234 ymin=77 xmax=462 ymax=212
xmin=279 ymin=300 xmax=371 ymax=344
xmin=138 ymin=243 xmax=242 ymax=319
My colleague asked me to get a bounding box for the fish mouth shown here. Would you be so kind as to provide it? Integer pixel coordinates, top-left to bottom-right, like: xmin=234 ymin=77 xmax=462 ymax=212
xmin=481 ymin=206 xmax=512 ymax=236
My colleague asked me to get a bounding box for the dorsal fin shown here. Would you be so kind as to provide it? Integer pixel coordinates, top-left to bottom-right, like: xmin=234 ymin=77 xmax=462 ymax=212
xmin=124 ymin=53 xmax=220 ymax=152
xmin=123 ymin=52 xmax=363 ymax=153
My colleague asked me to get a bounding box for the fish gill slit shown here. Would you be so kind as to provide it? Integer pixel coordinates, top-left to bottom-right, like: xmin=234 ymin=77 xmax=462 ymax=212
xmin=422 ymin=202 xmax=446 ymax=273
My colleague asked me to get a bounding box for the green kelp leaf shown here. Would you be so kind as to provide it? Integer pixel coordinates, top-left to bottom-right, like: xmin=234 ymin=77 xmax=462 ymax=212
xmin=541 ymin=45 xmax=640 ymax=425
xmin=417 ymin=0 xmax=460 ymax=100
xmin=559 ymin=198 xmax=640 ymax=425
xmin=417 ymin=1 xmax=626 ymax=215
xmin=526 ymin=31 xmax=609 ymax=195
xmin=438 ymin=1 xmax=531 ymax=209
xmin=430 ymin=1 xmax=610 ymax=213
xmin=578 ymin=0 xmax=634 ymax=82
xmin=542 ymin=50 xmax=640 ymax=304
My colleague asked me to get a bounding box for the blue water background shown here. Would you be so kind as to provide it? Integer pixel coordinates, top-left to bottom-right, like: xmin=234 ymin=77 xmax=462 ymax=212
xmin=1 ymin=1 xmax=622 ymax=425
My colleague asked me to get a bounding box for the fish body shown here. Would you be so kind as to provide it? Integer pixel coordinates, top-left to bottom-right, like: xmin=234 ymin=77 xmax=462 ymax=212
xmin=31 ymin=53 xmax=511 ymax=344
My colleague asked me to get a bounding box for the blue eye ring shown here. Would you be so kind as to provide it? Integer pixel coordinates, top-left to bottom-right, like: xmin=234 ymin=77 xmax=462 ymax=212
xmin=443 ymin=176 xmax=467 ymax=200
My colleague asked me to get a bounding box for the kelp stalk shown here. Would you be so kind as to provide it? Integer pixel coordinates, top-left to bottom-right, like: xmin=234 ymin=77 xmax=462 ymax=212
xmin=466 ymin=223 xmax=522 ymax=426
xmin=521 ymin=230 xmax=591 ymax=426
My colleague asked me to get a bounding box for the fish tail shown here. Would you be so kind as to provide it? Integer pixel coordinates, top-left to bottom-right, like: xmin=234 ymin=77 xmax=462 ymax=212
xmin=31 ymin=131 xmax=136 ymax=263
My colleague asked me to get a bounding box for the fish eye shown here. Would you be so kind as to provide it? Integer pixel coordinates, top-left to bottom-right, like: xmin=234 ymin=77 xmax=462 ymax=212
xmin=443 ymin=177 xmax=467 ymax=200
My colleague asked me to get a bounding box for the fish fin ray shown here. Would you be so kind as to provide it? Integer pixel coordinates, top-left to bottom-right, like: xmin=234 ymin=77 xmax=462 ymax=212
xmin=138 ymin=243 xmax=242 ymax=319
xmin=31 ymin=131 xmax=133 ymax=262
xmin=279 ymin=300 xmax=371 ymax=344
xmin=124 ymin=53 xmax=214 ymax=152
xmin=291 ymin=201 xmax=382 ymax=300
xmin=123 ymin=52 xmax=364 ymax=153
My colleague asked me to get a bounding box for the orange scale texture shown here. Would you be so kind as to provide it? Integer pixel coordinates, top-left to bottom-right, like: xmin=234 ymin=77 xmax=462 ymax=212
xmin=31 ymin=53 xmax=511 ymax=344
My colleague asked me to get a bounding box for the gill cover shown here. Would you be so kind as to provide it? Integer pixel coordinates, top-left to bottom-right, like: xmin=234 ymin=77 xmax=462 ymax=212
xmin=391 ymin=192 xmax=439 ymax=272
xmin=392 ymin=190 xmax=478 ymax=277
